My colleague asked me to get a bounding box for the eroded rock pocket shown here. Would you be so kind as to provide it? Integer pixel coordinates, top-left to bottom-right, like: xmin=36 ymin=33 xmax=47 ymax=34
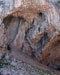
xmin=2 ymin=11 xmax=60 ymax=72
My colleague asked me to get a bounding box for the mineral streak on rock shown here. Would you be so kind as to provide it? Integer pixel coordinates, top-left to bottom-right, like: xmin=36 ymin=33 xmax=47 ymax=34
xmin=0 ymin=0 xmax=60 ymax=72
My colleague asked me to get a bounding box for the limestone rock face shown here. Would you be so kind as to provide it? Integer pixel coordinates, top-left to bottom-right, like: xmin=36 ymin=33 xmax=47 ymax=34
xmin=0 ymin=24 xmax=5 ymax=47
xmin=46 ymin=0 xmax=58 ymax=3
xmin=0 ymin=23 xmax=6 ymax=59
xmin=1 ymin=0 xmax=60 ymax=71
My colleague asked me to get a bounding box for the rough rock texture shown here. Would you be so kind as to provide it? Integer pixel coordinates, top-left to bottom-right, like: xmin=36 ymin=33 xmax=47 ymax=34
xmin=0 ymin=0 xmax=60 ymax=73
xmin=0 ymin=52 xmax=55 ymax=75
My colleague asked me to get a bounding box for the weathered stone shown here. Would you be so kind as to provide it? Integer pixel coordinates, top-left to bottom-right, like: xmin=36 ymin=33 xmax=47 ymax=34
xmin=0 ymin=24 xmax=5 ymax=46
xmin=1 ymin=0 xmax=60 ymax=72
xmin=22 ymin=41 xmax=32 ymax=56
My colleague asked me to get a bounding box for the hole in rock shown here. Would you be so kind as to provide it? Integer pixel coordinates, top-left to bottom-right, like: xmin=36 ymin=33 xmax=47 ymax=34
xmin=6 ymin=44 xmax=11 ymax=51
xmin=56 ymin=67 xmax=60 ymax=71
xmin=31 ymin=51 xmax=36 ymax=58
xmin=39 ymin=12 xmax=43 ymax=16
